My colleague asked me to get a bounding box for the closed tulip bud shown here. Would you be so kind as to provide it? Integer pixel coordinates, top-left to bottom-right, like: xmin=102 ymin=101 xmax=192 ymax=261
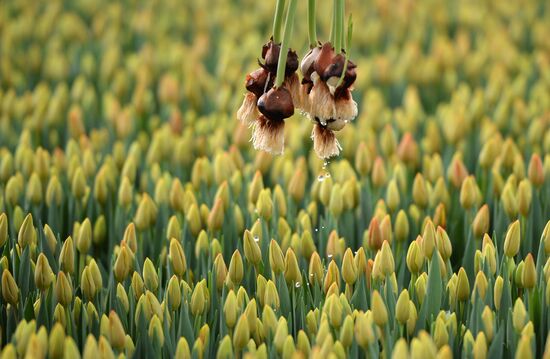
xmin=499 ymin=180 xmax=516 ymax=217
xmin=472 ymin=204 xmax=490 ymax=238
xmin=256 ymin=189 xmax=272 ymax=220
xmin=381 ymin=240 xmax=395 ymax=276
xmin=284 ymin=248 xmax=301 ymax=285
xmin=288 ymin=168 xmax=306 ymax=203
xmin=395 ymin=210 xmax=409 ymax=242
xmin=371 ymin=157 xmax=387 ymax=188
xmin=542 ymin=221 xmax=550 ymax=256
xmin=167 ymin=275 xmax=181 ymax=310
xmin=184 ymin=203 xmax=201 ymax=237
xmin=212 ymin=253 xmax=227 ymax=291
xmin=207 ymin=198 xmax=225 ymax=232
xmin=329 ymin=184 xmax=344 ymax=218
xmin=474 ymin=271 xmax=488 ymax=301
xmin=83 ymin=335 xmax=99 ymax=359
xmin=308 ymin=252 xmax=323 ymax=286
xmin=71 ymin=168 xmax=87 ymax=199
xmin=269 ymin=240 xmax=284 ymax=274
xmin=131 ymin=272 xmax=144 ymax=300
xmin=392 ymin=339 xmax=409 ymax=359
xmin=412 ymin=173 xmax=429 ymax=208
xmin=34 ymin=253 xmax=53 ymax=291
xmin=297 ymin=330 xmax=311 ymax=355
xmin=148 ymin=315 xmax=164 ymax=346
xmin=191 ymin=282 xmax=207 ymax=317
xmin=371 ymin=290 xmax=388 ymax=326
xmin=415 ymin=274 xmax=427 ymax=305
xmin=421 ymin=220 xmax=436 ymax=259
xmin=528 ymin=154 xmax=544 ymax=187
xmin=216 ymin=335 xmax=233 ymax=359
xmin=355 ymin=312 xmax=374 ymax=348
xmin=2 ymin=269 xmax=18 ymax=305
xmin=396 ymin=289 xmax=410 ymax=324
xmin=195 ymin=230 xmax=209 ymax=258
xmin=233 ymin=314 xmax=249 ymax=350
xmin=504 ymin=220 xmax=521 ymax=257
xmin=385 ymin=179 xmax=400 ymax=213
xmin=494 ymin=276 xmax=504 ymax=310
xmin=114 ymin=245 xmax=133 ymax=282
xmin=134 ymin=194 xmax=158 ymax=231
xmin=327 ymin=295 xmax=343 ymax=328
xmin=116 ymin=284 xmax=129 ymax=314
xmin=227 ymin=250 xmax=244 ymax=287
xmin=264 ymin=280 xmax=280 ymax=309
xmin=108 ymin=311 xmax=125 ymax=350
xmin=460 ymin=176 xmax=477 ymax=210
xmin=81 ymin=267 xmax=96 ymax=301
xmin=0 ymin=213 xmax=7 ymax=248
xmin=367 ymin=217 xmax=383 ymax=251
xmin=324 ymin=260 xmax=340 ymax=294
xmin=274 ymin=318 xmax=288 ymax=353
xmin=433 ymin=317 xmax=448 ymax=348
xmin=406 ymin=240 xmax=424 ymax=274
xmin=63 ymin=337 xmax=80 ymax=359
xmin=48 ymin=323 xmax=65 ymax=359
xmin=76 ymin=218 xmax=92 ymax=254
xmin=243 ymin=230 xmax=261 ymax=265
xmin=341 ymin=249 xmax=357 ymax=285
xmin=18 ymin=213 xmax=36 ymax=248
xmin=175 ymin=337 xmax=191 ymax=359
xmin=481 ymin=306 xmax=494 ymax=342
xmin=517 ymin=179 xmax=532 ymax=217
xmin=522 ymin=254 xmax=536 ymax=289
xmin=516 ymin=335 xmax=532 ymax=359
xmin=455 ymin=267 xmax=470 ymax=302
xmin=224 ymin=290 xmax=238 ymax=328
xmin=513 ymin=298 xmax=527 ymax=332
xmin=169 ymin=238 xmax=186 ymax=278
xmin=56 ymin=271 xmax=72 ymax=307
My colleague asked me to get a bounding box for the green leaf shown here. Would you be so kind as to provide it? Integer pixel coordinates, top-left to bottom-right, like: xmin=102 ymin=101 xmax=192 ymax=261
xmin=416 ymin=256 xmax=442 ymax=331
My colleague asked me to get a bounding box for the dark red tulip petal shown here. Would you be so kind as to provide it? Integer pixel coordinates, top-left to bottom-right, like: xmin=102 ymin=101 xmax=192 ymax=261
xmin=257 ymin=86 xmax=294 ymax=121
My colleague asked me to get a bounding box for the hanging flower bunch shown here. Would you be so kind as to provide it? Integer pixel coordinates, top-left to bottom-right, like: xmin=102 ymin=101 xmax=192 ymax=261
xmin=237 ymin=0 xmax=357 ymax=159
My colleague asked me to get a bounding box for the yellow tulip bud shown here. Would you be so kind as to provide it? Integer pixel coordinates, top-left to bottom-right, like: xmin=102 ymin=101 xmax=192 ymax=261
xmin=233 ymin=314 xmax=249 ymax=351
xmin=472 ymin=204 xmax=490 ymax=238
xmin=341 ymin=248 xmax=357 ymax=285
xmin=55 ymin=271 xmax=72 ymax=307
xmin=34 ymin=253 xmax=54 ymax=291
xmin=396 ymin=289 xmax=410 ymax=324
xmin=504 ymin=220 xmax=521 ymax=257
xmin=269 ymin=240 xmax=284 ymax=274
xmin=169 ymin=238 xmax=187 ymax=278
xmin=371 ymin=290 xmax=388 ymax=326
xmin=243 ymin=230 xmax=261 ymax=265
xmin=148 ymin=315 xmax=164 ymax=346
xmin=18 ymin=213 xmax=36 ymax=248
xmin=513 ymin=298 xmax=527 ymax=332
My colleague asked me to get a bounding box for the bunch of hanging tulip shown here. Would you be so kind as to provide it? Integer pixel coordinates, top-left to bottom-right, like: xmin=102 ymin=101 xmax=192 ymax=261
xmin=238 ymin=0 xmax=357 ymax=159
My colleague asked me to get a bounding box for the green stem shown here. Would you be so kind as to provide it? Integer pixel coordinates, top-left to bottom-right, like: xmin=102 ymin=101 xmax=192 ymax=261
xmin=330 ymin=0 xmax=337 ymax=44
xmin=272 ymin=0 xmax=286 ymax=43
xmin=336 ymin=16 xmax=353 ymax=88
xmin=334 ymin=0 xmax=344 ymax=52
xmin=308 ymin=0 xmax=317 ymax=47
xmin=275 ymin=0 xmax=298 ymax=88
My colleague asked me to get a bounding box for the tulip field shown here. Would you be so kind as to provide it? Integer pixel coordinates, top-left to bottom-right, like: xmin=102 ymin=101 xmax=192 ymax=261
xmin=0 ymin=0 xmax=549 ymax=358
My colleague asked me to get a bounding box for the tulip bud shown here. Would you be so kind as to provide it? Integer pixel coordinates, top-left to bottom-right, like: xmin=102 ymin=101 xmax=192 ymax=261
xmin=56 ymin=271 xmax=72 ymax=307
xmin=460 ymin=176 xmax=478 ymax=210
xmin=213 ymin=253 xmax=227 ymax=290
xmin=49 ymin=323 xmax=65 ymax=359
xmin=503 ymin=220 xmax=521 ymax=257
xmin=116 ymin=284 xmax=129 ymax=314
xmin=34 ymin=253 xmax=54 ymax=291
xmin=329 ymin=184 xmax=344 ymax=218
xmin=243 ymin=230 xmax=261 ymax=265
xmin=522 ymin=254 xmax=536 ymax=290
xmin=81 ymin=267 xmax=96 ymax=301
xmin=269 ymin=240 xmax=284 ymax=274
xmin=18 ymin=213 xmax=36 ymax=248
xmin=528 ymin=154 xmax=544 ymax=187
xmin=2 ymin=269 xmax=19 ymax=305
xmin=456 ymin=267 xmax=470 ymax=302
xmin=284 ymin=248 xmax=301 ymax=285
xmin=516 ymin=335 xmax=532 ymax=358
xmin=371 ymin=290 xmax=388 ymax=326
xmin=406 ymin=240 xmax=424 ymax=274
xmin=517 ymin=179 xmax=532 ymax=217
xmin=148 ymin=315 xmax=164 ymax=346
xmin=169 ymin=238 xmax=187 ymax=278
xmin=233 ymin=314 xmax=249 ymax=351
xmin=175 ymin=337 xmax=191 ymax=359
xmin=114 ymin=245 xmax=133 ymax=282
xmin=76 ymin=218 xmax=92 ymax=254
xmin=433 ymin=317 xmax=448 ymax=348
xmin=472 ymin=204 xmax=490 ymax=238
xmin=108 ymin=311 xmax=125 ymax=350
xmin=494 ymin=276 xmax=504 ymax=310
xmin=216 ymin=335 xmax=233 ymax=359
xmin=392 ymin=338 xmax=409 ymax=359
xmin=167 ymin=275 xmax=181 ymax=311
xmin=227 ymin=250 xmax=244 ymax=288
xmin=341 ymin=249 xmax=357 ymax=285
xmin=481 ymin=306 xmax=494 ymax=342
xmin=396 ymin=289 xmax=410 ymax=324
xmin=412 ymin=174 xmax=429 ymax=208
xmin=513 ymin=298 xmax=527 ymax=332
xmin=264 ymin=280 xmax=280 ymax=309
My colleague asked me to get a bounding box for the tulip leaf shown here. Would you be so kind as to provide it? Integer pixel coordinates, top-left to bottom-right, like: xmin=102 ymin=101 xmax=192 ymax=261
xmin=416 ymin=256 xmax=442 ymax=331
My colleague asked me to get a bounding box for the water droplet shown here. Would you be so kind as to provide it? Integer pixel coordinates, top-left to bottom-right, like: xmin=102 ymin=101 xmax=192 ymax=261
xmin=310 ymin=273 xmax=314 ymax=277
xmin=314 ymin=228 xmax=319 ymax=232
xmin=253 ymin=236 xmax=260 ymax=243
xmin=327 ymin=254 xmax=333 ymax=259
xmin=324 ymin=172 xmax=331 ymax=178
xmin=295 ymin=282 xmax=301 ymax=288
xmin=317 ymin=174 xmax=325 ymax=182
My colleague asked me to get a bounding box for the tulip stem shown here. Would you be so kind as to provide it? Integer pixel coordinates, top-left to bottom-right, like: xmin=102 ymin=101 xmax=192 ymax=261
xmin=272 ymin=0 xmax=286 ymax=43
xmin=334 ymin=0 xmax=343 ymax=53
xmin=336 ymin=15 xmax=353 ymax=88
xmin=275 ymin=0 xmax=297 ymax=88
xmin=308 ymin=0 xmax=317 ymax=48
